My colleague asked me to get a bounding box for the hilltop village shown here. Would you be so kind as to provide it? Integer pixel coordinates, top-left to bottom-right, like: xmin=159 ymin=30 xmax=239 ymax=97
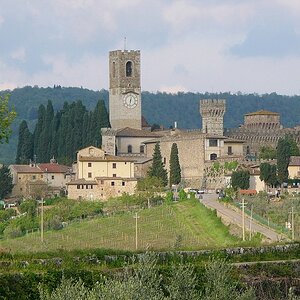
xmin=7 ymin=49 xmax=300 ymax=200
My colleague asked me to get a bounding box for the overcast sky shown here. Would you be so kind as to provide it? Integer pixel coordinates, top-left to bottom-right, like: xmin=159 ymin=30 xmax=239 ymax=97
xmin=1 ymin=0 xmax=300 ymax=95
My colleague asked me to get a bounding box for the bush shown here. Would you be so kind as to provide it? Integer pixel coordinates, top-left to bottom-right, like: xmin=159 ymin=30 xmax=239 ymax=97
xmin=4 ymin=224 xmax=24 ymax=238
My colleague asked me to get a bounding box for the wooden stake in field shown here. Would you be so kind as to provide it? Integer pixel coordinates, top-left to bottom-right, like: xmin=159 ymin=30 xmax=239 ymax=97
xmin=40 ymin=198 xmax=44 ymax=243
xmin=134 ymin=212 xmax=140 ymax=250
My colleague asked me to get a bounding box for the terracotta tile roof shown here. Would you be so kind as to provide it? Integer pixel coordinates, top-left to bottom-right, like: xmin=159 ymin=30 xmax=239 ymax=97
xmin=224 ymin=138 xmax=245 ymax=143
xmin=245 ymin=110 xmax=279 ymax=116
xmin=239 ymin=189 xmax=257 ymax=195
xmin=10 ymin=165 xmax=42 ymax=173
xmin=289 ymin=156 xmax=300 ymax=166
xmin=79 ymin=155 xmax=136 ymax=162
xmin=38 ymin=163 xmax=71 ymax=173
xmin=116 ymin=127 xmax=162 ymax=138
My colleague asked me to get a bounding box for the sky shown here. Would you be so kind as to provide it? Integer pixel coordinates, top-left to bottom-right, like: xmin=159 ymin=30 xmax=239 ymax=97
xmin=1 ymin=0 xmax=300 ymax=95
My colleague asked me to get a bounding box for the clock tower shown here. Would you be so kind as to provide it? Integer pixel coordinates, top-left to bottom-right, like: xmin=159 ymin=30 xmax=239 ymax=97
xmin=109 ymin=50 xmax=142 ymax=130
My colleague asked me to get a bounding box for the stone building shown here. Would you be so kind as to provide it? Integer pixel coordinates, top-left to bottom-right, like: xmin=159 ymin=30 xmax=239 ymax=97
xmin=67 ymin=146 xmax=137 ymax=200
xmin=9 ymin=159 xmax=72 ymax=198
xmin=200 ymin=99 xmax=226 ymax=135
xmin=226 ymin=110 xmax=300 ymax=157
xmin=100 ymin=49 xmax=246 ymax=190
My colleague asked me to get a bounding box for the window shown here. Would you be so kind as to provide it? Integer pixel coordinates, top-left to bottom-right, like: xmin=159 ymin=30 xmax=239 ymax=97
xmin=112 ymin=163 xmax=116 ymax=169
xmin=126 ymin=61 xmax=133 ymax=77
xmin=128 ymin=145 xmax=132 ymax=153
xmin=112 ymin=61 xmax=116 ymax=77
xmin=246 ymin=146 xmax=250 ymax=155
xmin=122 ymin=181 xmax=125 ymax=186
xmin=91 ymin=185 xmax=93 ymax=189
xmin=209 ymin=139 xmax=218 ymax=147
xmin=51 ymin=175 xmax=55 ymax=180
xmin=111 ymin=181 xmax=115 ymax=186
xmin=140 ymin=145 xmax=145 ymax=154
xmin=32 ymin=175 xmax=36 ymax=180
xmin=100 ymin=180 xmax=104 ymax=185
xmin=77 ymin=185 xmax=80 ymax=189
xmin=86 ymin=185 xmax=89 ymax=189
xmin=163 ymin=157 xmax=166 ymax=165
xmin=228 ymin=146 xmax=233 ymax=155
xmin=20 ymin=188 xmax=22 ymax=191
xmin=88 ymin=162 xmax=92 ymax=167
xmin=210 ymin=153 xmax=217 ymax=161
xmin=113 ymin=174 xmax=117 ymax=177
xmin=40 ymin=175 xmax=43 ymax=178
xmin=88 ymin=172 xmax=92 ymax=178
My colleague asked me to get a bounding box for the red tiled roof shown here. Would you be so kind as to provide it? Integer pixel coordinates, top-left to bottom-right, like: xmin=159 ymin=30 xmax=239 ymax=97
xmin=239 ymin=189 xmax=257 ymax=195
xmin=289 ymin=156 xmax=300 ymax=166
xmin=116 ymin=127 xmax=162 ymax=138
xmin=10 ymin=165 xmax=42 ymax=173
xmin=38 ymin=163 xmax=71 ymax=173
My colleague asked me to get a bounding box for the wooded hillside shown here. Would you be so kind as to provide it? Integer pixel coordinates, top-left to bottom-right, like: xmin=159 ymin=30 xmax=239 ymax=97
xmin=1 ymin=86 xmax=300 ymax=164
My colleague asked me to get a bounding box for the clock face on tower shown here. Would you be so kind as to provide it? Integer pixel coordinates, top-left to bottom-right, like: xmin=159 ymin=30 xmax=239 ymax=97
xmin=123 ymin=93 xmax=138 ymax=109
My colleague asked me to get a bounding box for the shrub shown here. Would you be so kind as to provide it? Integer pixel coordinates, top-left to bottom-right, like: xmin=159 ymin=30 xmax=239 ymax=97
xmin=4 ymin=224 xmax=23 ymax=238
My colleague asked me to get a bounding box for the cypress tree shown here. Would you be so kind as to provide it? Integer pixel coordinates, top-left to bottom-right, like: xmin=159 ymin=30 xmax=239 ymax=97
xmin=16 ymin=120 xmax=28 ymax=164
xmin=148 ymin=142 xmax=168 ymax=186
xmin=169 ymin=143 xmax=181 ymax=186
xmin=33 ymin=104 xmax=46 ymax=163
xmin=0 ymin=165 xmax=13 ymax=199
xmin=277 ymin=137 xmax=291 ymax=184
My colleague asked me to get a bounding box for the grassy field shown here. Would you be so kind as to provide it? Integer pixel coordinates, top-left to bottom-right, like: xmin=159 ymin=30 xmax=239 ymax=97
xmin=0 ymin=199 xmax=239 ymax=253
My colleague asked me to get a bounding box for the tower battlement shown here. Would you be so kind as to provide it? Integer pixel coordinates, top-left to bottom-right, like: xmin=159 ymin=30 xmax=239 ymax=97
xmin=200 ymin=99 xmax=226 ymax=135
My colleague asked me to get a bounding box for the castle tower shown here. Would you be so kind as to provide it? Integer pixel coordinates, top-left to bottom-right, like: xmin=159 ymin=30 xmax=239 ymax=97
xmin=200 ymin=99 xmax=226 ymax=136
xmin=109 ymin=50 xmax=141 ymax=130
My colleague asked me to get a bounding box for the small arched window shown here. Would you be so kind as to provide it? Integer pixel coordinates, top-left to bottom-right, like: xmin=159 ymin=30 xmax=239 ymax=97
xmin=126 ymin=61 xmax=133 ymax=77
xmin=210 ymin=153 xmax=217 ymax=161
xmin=128 ymin=145 xmax=132 ymax=153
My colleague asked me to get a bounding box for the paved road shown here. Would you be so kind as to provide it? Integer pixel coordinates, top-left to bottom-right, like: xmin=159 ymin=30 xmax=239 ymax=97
xmin=201 ymin=194 xmax=283 ymax=242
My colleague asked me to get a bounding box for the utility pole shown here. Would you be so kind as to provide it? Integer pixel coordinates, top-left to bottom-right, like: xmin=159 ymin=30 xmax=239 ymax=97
xmin=239 ymin=198 xmax=247 ymax=241
xmin=289 ymin=206 xmax=295 ymax=241
xmin=249 ymin=204 xmax=253 ymax=240
xmin=40 ymin=198 xmax=44 ymax=243
xmin=134 ymin=213 xmax=139 ymax=250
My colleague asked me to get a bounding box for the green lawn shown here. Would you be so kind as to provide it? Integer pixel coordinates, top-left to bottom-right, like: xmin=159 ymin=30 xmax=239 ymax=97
xmin=0 ymin=199 xmax=239 ymax=253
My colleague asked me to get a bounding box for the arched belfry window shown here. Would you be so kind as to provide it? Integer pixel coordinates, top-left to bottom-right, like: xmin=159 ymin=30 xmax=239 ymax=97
xmin=128 ymin=145 xmax=132 ymax=153
xmin=112 ymin=62 xmax=116 ymax=77
xmin=126 ymin=61 xmax=133 ymax=77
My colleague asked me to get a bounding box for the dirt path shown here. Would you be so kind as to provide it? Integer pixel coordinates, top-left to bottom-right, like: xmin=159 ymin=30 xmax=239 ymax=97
xmin=201 ymin=194 xmax=285 ymax=242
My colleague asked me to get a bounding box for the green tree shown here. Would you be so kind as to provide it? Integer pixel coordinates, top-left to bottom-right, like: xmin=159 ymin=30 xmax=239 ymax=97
xmin=136 ymin=176 xmax=164 ymax=192
xmin=286 ymin=136 xmax=300 ymax=156
xmin=231 ymin=170 xmax=250 ymax=190
xmin=259 ymin=145 xmax=277 ymax=160
xmin=19 ymin=199 xmax=38 ymax=218
xmin=34 ymin=104 xmax=46 ymax=163
xmin=277 ymin=137 xmax=291 ymax=184
xmin=169 ymin=143 xmax=181 ymax=186
xmin=260 ymin=163 xmax=278 ymax=187
xmin=148 ymin=142 xmax=168 ymax=186
xmin=0 ymin=166 xmax=13 ymax=199
xmin=0 ymin=94 xmax=16 ymax=143
xmin=15 ymin=120 xmax=33 ymax=164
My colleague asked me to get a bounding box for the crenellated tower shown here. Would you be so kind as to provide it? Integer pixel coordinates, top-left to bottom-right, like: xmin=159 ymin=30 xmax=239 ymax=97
xmin=200 ymin=99 xmax=226 ymax=136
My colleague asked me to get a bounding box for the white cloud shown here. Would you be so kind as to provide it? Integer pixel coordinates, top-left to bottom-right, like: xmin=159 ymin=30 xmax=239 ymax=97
xmin=163 ymin=1 xmax=254 ymax=34
xmin=10 ymin=47 xmax=26 ymax=62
